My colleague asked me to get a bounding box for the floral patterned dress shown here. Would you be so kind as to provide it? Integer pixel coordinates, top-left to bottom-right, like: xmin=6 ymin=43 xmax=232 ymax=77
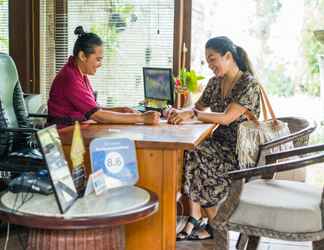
xmin=183 ymin=72 xmax=260 ymax=208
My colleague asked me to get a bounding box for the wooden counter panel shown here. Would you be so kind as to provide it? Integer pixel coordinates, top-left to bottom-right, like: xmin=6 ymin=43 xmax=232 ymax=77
xmin=126 ymin=149 xmax=164 ymax=250
xmin=162 ymin=149 xmax=181 ymax=250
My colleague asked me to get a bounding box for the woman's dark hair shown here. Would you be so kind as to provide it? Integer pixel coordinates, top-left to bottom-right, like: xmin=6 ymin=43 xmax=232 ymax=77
xmin=205 ymin=36 xmax=254 ymax=76
xmin=73 ymin=26 xmax=103 ymax=57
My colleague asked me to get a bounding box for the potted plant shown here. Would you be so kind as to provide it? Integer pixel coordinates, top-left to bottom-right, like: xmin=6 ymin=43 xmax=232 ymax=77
xmin=174 ymin=68 xmax=204 ymax=108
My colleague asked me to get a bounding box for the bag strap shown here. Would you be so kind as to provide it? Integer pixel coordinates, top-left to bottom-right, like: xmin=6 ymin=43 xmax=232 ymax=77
xmin=259 ymin=84 xmax=278 ymax=125
xmin=259 ymin=86 xmax=268 ymax=121
xmin=244 ymin=84 xmax=278 ymax=126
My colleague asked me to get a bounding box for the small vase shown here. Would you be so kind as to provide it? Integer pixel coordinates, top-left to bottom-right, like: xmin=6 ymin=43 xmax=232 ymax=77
xmin=175 ymin=88 xmax=191 ymax=109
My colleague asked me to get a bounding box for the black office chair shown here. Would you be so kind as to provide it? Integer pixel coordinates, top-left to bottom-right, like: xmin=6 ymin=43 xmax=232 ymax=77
xmin=0 ymin=53 xmax=46 ymax=183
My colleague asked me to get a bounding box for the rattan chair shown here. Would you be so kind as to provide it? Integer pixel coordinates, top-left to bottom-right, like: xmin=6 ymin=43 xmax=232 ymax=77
xmin=254 ymin=116 xmax=313 ymax=168
xmin=210 ymin=120 xmax=324 ymax=250
xmin=234 ymin=117 xmax=316 ymax=249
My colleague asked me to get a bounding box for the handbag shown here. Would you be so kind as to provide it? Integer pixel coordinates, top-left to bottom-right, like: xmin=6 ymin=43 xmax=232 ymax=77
xmin=236 ymin=84 xmax=293 ymax=168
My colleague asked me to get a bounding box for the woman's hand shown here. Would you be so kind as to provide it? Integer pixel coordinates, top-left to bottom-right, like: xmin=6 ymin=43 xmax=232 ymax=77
xmin=244 ymin=110 xmax=258 ymax=122
xmin=167 ymin=109 xmax=194 ymax=125
xmin=192 ymin=108 xmax=201 ymax=119
xmin=143 ymin=111 xmax=160 ymax=125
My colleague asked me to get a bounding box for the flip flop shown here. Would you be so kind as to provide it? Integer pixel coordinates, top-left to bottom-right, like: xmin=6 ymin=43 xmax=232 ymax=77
xmin=176 ymin=216 xmax=202 ymax=241
xmin=187 ymin=223 xmax=214 ymax=241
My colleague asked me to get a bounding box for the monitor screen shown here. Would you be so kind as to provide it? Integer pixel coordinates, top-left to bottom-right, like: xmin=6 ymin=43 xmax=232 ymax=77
xmin=143 ymin=67 xmax=174 ymax=105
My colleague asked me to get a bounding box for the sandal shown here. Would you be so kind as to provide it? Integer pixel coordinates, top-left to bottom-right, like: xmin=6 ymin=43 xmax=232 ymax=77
xmin=187 ymin=223 xmax=214 ymax=241
xmin=176 ymin=216 xmax=202 ymax=241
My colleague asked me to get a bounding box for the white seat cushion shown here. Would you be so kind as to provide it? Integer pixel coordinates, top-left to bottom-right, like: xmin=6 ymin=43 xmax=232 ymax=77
xmin=229 ymin=179 xmax=322 ymax=233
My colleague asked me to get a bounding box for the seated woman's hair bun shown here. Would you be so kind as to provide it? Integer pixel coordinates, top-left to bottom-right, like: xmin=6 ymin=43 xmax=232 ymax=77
xmin=74 ymin=26 xmax=86 ymax=37
xmin=73 ymin=26 xmax=103 ymax=57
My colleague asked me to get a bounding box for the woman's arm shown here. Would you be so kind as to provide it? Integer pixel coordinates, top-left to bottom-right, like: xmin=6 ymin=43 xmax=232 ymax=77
xmin=194 ymin=102 xmax=208 ymax=111
xmin=100 ymin=106 xmax=138 ymax=113
xmin=90 ymin=110 xmax=160 ymax=125
xmin=166 ymin=102 xmax=209 ymax=125
xmin=195 ymin=102 xmax=247 ymax=125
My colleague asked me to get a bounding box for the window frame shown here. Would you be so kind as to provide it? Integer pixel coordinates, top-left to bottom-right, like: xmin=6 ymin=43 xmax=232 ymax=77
xmin=9 ymin=0 xmax=192 ymax=95
xmin=9 ymin=0 xmax=40 ymax=94
xmin=173 ymin=0 xmax=192 ymax=77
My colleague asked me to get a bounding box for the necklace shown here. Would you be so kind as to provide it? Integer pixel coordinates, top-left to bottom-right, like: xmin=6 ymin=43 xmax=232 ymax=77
xmin=221 ymin=69 xmax=242 ymax=100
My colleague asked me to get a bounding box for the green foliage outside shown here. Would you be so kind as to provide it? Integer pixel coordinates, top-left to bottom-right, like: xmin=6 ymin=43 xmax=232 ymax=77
xmin=0 ymin=37 xmax=8 ymax=50
xmin=301 ymin=0 xmax=324 ymax=96
xmin=249 ymin=0 xmax=282 ymax=41
xmin=0 ymin=0 xmax=8 ymax=50
xmin=249 ymin=0 xmax=286 ymax=96
xmin=249 ymin=0 xmax=324 ymax=97
xmin=265 ymin=64 xmax=294 ymax=97
xmin=90 ymin=2 xmax=134 ymax=63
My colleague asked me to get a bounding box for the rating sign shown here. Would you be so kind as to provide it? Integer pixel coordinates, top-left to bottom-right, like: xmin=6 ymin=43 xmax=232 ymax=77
xmin=105 ymin=151 xmax=124 ymax=174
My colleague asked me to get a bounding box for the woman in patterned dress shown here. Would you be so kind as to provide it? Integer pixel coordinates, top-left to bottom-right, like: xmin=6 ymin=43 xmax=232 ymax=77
xmin=169 ymin=36 xmax=261 ymax=241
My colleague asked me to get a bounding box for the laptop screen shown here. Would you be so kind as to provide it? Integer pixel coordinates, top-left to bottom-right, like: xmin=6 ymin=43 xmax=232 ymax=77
xmin=36 ymin=125 xmax=78 ymax=213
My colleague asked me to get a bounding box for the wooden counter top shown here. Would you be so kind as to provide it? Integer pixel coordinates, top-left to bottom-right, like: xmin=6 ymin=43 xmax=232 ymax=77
xmin=58 ymin=120 xmax=216 ymax=150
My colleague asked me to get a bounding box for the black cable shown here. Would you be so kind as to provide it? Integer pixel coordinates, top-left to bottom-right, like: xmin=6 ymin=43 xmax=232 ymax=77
xmin=16 ymin=192 xmax=33 ymax=211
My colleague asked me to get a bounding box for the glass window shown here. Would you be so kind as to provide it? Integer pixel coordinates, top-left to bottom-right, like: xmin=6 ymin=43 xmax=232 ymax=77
xmin=0 ymin=0 xmax=9 ymax=53
xmin=40 ymin=0 xmax=174 ymax=107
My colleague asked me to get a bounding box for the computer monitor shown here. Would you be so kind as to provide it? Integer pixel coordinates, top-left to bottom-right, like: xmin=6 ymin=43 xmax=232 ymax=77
xmin=143 ymin=67 xmax=174 ymax=105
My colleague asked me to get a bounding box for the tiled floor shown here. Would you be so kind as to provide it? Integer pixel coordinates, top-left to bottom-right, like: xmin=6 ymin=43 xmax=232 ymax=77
xmin=176 ymin=231 xmax=312 ymax=250
xmin=0 ymin=225 xmax=313 ymax=250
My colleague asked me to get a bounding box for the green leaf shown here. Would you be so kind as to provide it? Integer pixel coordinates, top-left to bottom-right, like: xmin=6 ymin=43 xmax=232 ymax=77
xmin=176 ymin=69 xmax=204 ymax=92
xmin=177 ymin=69 xmax=204 ymax=92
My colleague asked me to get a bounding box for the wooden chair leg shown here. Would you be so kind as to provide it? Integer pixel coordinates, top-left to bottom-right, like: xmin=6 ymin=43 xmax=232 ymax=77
xmin=210 ymin=180 xmax=243 ymax=250
xmin=213 ymin=229 xmax=229 ymax=250
xmin=312 ymin=239 xmax=324 ymax=250
xmin=246 ymin=236 xmax=260 ymax=250
xmin=236 ymin=233 xmax=248 ymax=250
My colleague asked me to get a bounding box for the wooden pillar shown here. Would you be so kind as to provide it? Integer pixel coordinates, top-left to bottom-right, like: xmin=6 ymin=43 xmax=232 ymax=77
xmin=173 ymin=0 xmax=192 ymax=76
xmin=9 ymin=0 xmax=40 ymax=94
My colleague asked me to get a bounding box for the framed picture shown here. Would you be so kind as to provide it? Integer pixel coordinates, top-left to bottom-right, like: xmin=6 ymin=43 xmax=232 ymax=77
xmin=36 ymin=125 xmax=78 ymax=213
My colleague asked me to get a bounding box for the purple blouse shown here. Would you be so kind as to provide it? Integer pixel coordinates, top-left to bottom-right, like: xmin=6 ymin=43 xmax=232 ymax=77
xmin=47 ymin=56 xmax=99 ymax=127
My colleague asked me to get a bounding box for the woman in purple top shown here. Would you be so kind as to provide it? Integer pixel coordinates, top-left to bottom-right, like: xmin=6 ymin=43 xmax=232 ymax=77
xmin=48 ymin=26 xmax=160 ymax=128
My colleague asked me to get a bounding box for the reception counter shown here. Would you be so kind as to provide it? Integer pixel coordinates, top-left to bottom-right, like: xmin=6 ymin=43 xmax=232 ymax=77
xmin=58 ymin=120 xmax=216 ymax=250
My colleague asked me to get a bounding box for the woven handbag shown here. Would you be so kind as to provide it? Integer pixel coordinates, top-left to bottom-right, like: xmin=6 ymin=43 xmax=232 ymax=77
xmin=236 ymin=85 xmax=293 ymax=168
